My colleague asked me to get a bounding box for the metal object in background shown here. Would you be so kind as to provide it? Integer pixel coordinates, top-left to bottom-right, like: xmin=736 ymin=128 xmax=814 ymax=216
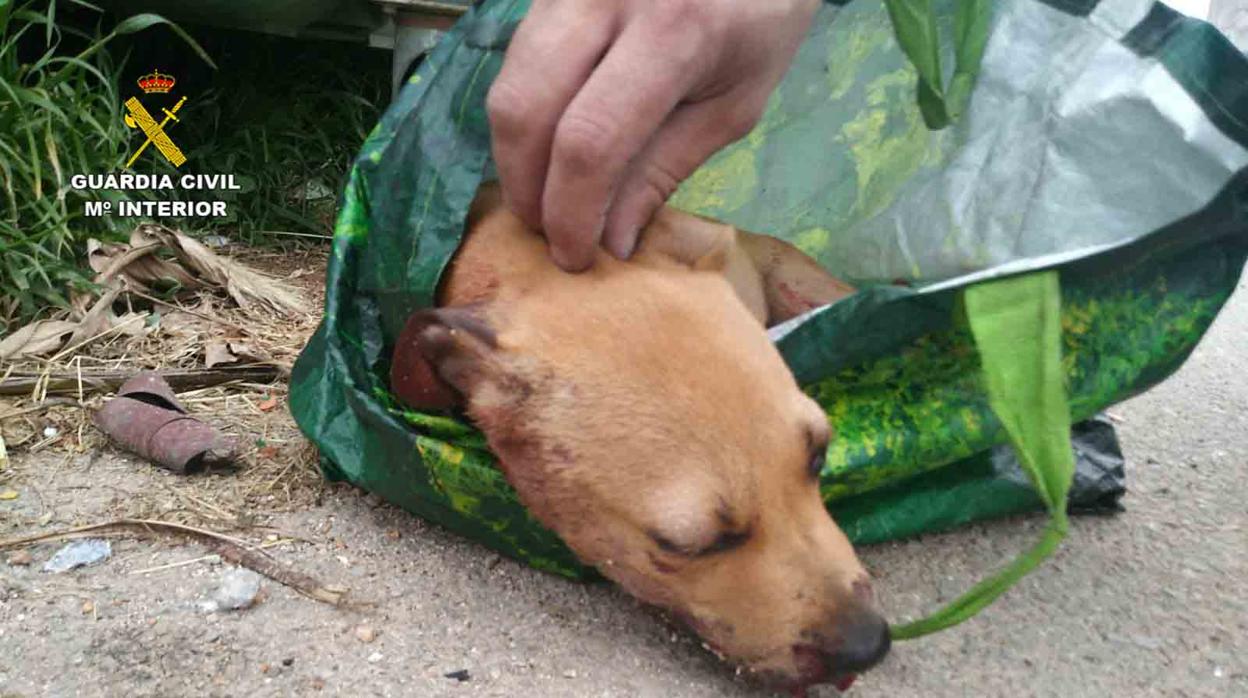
xmin=97 ymin=1 xmax=471 ymax=96
xmin=372 ymin=1 xmax=466 ymax=96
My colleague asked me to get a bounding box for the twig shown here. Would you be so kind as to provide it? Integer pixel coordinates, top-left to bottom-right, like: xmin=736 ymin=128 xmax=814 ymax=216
xmin=129 ymin=538 xmax=293 ymax=575
xmin=33 ymin=365 xmax=49 ymax=403
xmin=0 ymin=518 xmax=248 ymax=548
xmin=259 ymin=229 xmax=333 ymax=240
xmin=179 ymin=395 xmax=234 ymax=404
xmin=261 ymin=461 xmax=297 ymax=495
xmin=0 ymin=366 xmax=284 ymax=397
xmin=75 ymin=356 xmax=84 ymax=405
xmin=27 ymin=434 xmax=63 ymax=453
xmin=0 ymin=397 xmax=77 ymax=422
xmin=48 ymin=315 xmax=145 ymax=364
xmin=126 ymin=288 xmax=246 ymax=332
xmin=165 ymin=485 xmax=238 ymax=522
xmin=234 ymin=382 xmax=287 ymax=393
xmin=0 ymin=518 xmax=348 ymax=606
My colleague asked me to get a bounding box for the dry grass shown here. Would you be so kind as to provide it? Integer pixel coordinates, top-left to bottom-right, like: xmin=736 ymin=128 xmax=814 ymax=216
xmin=0 ymin=237 xmax=331 ymax=534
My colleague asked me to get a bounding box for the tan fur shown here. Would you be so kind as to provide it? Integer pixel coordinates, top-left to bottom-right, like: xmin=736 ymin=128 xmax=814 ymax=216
xmin=397 ymin=184 xmax=883 ymax=689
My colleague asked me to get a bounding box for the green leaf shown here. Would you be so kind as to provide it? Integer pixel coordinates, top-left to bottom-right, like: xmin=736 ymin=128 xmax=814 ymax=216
xmin=891 ymin=271 xmax=1074 ymax=639
xmin=63 ymin=12 xmax=216 ymax=79
xmin=64 ymin=0 xmax=104 ymax=11
xmin=109 ymin=13 xmax=217 ymax=69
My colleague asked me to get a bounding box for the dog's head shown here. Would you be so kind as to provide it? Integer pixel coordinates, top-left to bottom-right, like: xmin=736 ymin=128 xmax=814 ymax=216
xmin=392 ymin=249 xmax=887 ymax=690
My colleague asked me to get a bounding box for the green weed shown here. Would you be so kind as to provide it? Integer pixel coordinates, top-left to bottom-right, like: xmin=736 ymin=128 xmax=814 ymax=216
xmin=0 ymin=0 xmax=388 ymax=332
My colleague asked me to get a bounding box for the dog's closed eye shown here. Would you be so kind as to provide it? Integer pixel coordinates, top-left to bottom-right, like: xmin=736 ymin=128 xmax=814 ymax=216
xmin=808 ymin=449 xmax=826 ymax=479
xmin=650 ymin=528 xmax=751 ymax=558
xmin=701 ymin=529 xmax=751 ymax=555
xmin=806 ymin=424 xmax=830 ymax=479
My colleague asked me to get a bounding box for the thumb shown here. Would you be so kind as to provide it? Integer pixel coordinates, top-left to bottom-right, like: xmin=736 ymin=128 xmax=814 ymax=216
xmin=602 ymin=94 xmax=766 ymax=260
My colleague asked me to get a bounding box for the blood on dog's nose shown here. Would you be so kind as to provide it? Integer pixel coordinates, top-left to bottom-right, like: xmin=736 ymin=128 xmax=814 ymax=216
xmin=794 ymin=611 xmax=891 ymax=683
xmin=826 ymin=612 xmax=890 ymax=674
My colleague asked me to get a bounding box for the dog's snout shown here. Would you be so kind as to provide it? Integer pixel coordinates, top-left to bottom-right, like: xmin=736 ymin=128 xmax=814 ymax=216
xmin=790 ymin=610 xmax=890 ymax=688
xmin=827 ymin=612 xmax=891 ymax=674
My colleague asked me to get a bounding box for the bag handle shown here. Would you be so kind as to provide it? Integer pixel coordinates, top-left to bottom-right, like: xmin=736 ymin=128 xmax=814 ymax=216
xmin=883 ymin=0 xmax=992 ymax=129
xmin=891 ymin=270 xmax=1076 ymax=639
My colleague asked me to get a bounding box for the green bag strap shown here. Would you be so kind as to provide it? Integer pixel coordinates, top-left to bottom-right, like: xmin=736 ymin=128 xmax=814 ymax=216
xmin=883 ymin=0 xmax=992 ymax=129
xmin=891 ymin=270 xmax=1075 ymax=640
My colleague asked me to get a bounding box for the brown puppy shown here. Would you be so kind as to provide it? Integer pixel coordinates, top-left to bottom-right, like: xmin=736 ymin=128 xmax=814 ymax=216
xmin=391 ymin=184 xmax=885 ymax=692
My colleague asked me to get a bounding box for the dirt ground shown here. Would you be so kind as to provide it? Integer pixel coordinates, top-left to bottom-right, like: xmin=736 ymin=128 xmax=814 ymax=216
xmin=1 ymin=271 xmax=1245 ymax=697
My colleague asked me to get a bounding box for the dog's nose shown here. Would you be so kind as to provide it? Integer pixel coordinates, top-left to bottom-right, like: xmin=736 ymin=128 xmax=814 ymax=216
xmin=827 ymin=612 xmax=891 ymax=674
xmin=791 ymin=611 xmax=891 ymax=686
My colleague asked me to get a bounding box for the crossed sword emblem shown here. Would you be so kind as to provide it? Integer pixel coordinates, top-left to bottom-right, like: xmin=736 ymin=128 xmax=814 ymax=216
xmin=124 ymin=95 xmax=188 ymax=168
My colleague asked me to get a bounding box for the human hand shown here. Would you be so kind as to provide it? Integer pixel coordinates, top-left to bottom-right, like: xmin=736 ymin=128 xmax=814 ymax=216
xmin=487 ymin=0 xmax=820 ymax=271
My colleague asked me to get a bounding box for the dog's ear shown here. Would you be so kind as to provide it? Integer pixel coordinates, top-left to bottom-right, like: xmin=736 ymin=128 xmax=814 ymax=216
xmin=641 ymin=208 xmax=737 ymax=273
xmin=390 ymin=306 xmax=498 ymax=411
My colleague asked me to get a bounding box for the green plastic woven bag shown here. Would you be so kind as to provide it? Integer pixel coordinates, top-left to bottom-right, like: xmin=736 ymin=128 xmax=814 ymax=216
xmin=291 ymin=0 xmax=1248 ymax=589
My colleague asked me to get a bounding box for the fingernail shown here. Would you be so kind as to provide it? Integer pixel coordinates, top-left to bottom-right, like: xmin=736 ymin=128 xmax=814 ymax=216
xmin=549 ymin=243 xmax=591 ymax=272
xmin=606 ymin=227 xmax=639 ymax=260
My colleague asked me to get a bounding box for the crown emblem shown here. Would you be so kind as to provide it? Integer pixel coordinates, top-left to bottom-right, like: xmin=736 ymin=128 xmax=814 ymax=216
xmin=137 ymin=70 xmax=176 ymax=94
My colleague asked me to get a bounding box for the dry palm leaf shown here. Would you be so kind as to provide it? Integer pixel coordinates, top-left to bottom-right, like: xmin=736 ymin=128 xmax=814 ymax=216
xmin=132 ymin=224 xmax=308 ymax=316
xmin=3 ymin=224 xmax=310 ymax=362
xmin=86 ymin=237 xmax=199 ymax=292
xmin=0 ymin=319 xmax=79 ymax=360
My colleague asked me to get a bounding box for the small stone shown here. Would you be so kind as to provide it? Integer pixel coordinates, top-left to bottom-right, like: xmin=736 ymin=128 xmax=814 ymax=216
xmin=366 ymin=652 xmax=383 ymax=663
xmin=355 ymin=625 xmax=377 ymax=643
xmin=201 ymin=568 xmax=263 ymax=613
xmin=282 ymin=657 xmax=294 ymax=667
xmin=562 ymin=669 xmax=577 ymax=679
xmin=7 ymin=550 xmax=33 ymax=566
xmin=42 ymin=426 xmax=58 ymax=438
xmin=260 ymin=663 xmax=272 ymax=674
xmin=1214 ymin=666 xmax=1225 ymax=678
xmin=309 ymin=678 xmax=325 ymax=691
xmin=81 ymin=600 xmax=94 ymax=615
xmin=443 ymin=669 xmax=470 ymax=682
xmin=385 ymin=529 xmax=401 ymax=540
xmin=43 ymin=539 xmax=111 ymax=573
